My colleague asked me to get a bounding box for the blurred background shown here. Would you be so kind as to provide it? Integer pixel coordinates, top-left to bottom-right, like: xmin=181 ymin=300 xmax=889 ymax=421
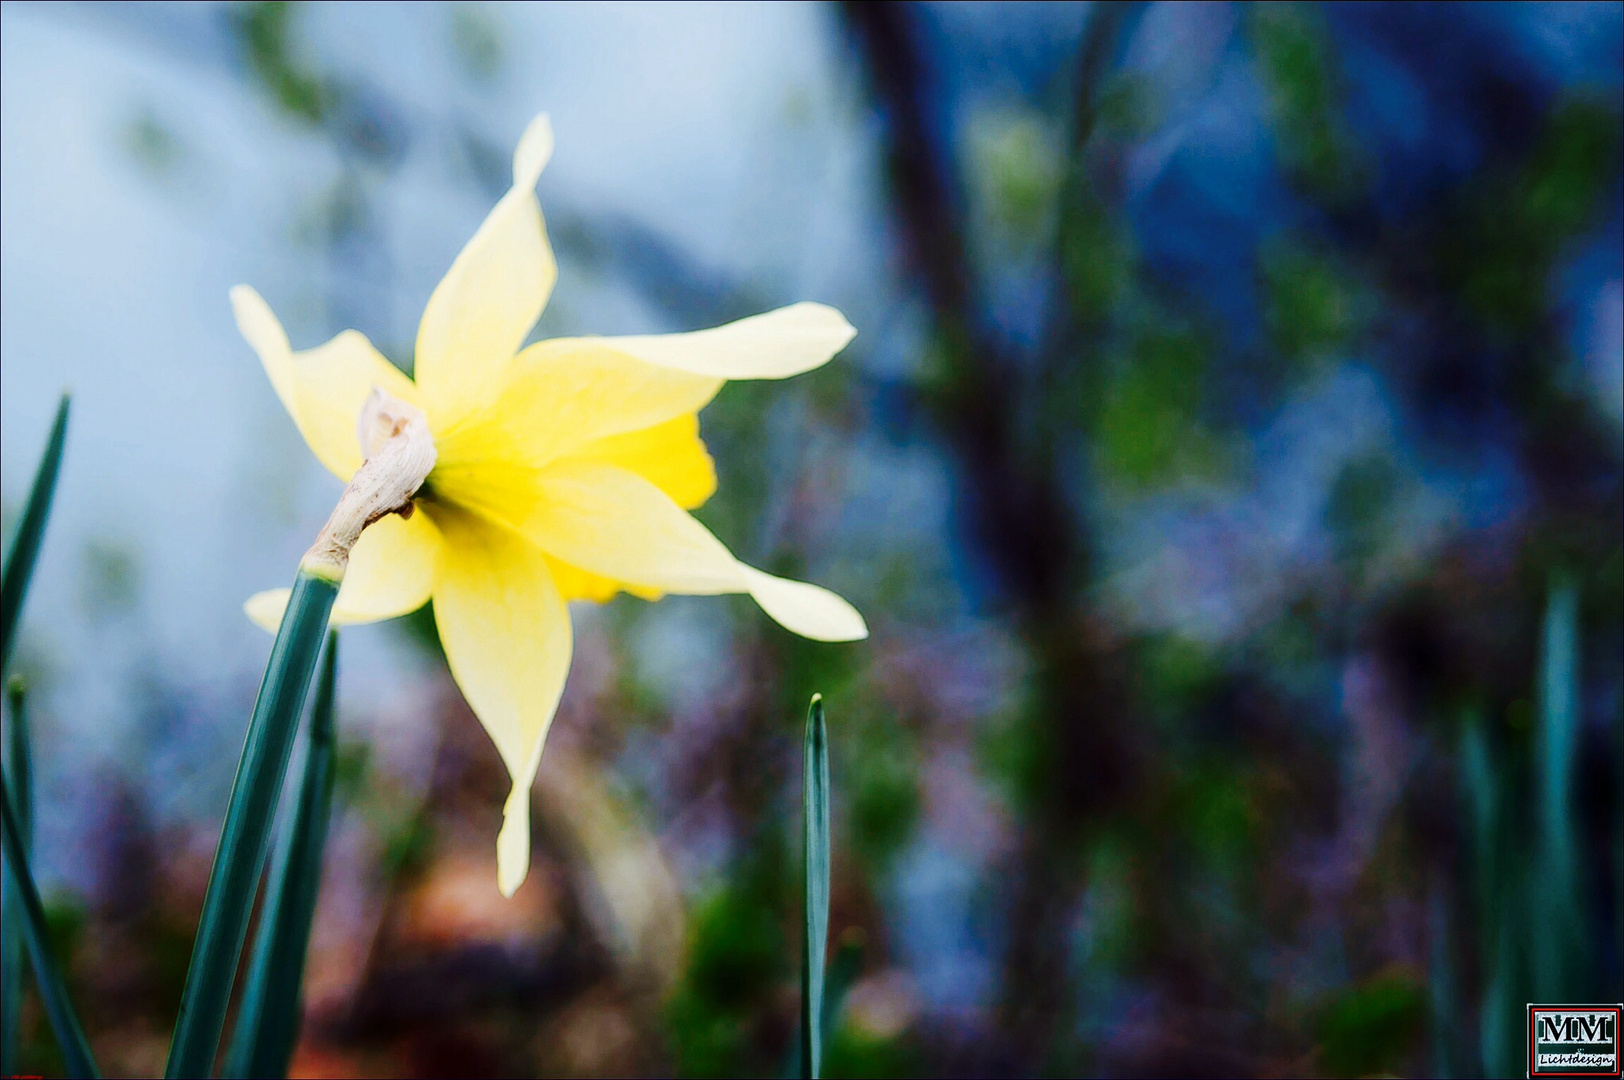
xmin=2 ymin=2 xmax=1620 ymax=1076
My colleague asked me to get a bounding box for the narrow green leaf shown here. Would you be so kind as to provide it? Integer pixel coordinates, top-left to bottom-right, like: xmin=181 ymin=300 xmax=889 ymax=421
xmin=1 ymin=394 xmax=70 ymax=675
xmin=801 ymin=694 xmax=831 ymax=1080
xmin=2 ymin=678 xmax=33 ymax=1076
xmin=1 ymin=757 xmax=98 ymax=1078
xmin=780 ymin=931 xmax=865 ymax=1079
xmin=1537 ymin=575 xmax=1580 ymax=852
xmin=222 ymin=631 xmax=339 ymax=1080
xmin=1533 ymin=573 xmax=1582 ymax=1001
xmin=165 ymin=569 xmax=338 ymax=1079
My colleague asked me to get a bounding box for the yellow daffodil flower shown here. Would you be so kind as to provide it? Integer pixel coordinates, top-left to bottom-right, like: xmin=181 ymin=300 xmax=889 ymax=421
xmin=237 ymin=113 xmax=866 ymax=896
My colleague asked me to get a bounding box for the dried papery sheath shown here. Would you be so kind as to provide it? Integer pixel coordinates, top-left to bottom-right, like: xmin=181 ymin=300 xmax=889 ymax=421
xmin=303 ymin=388 xmax=437 ymax=581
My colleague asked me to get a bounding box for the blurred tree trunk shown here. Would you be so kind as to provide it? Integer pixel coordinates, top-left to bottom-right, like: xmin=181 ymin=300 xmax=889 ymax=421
xmin=840 ymin=2 xmax=1141 ymax=1069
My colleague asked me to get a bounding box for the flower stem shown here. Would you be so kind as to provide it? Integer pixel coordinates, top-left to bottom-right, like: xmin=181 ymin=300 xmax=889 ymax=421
xmin=221 ymin=631 xmax=340 ymax=1080
xmin=165 ymin=570 xmax=336 ymax=1079
xmin=2 ymin=678 xmax=33 ymax=1077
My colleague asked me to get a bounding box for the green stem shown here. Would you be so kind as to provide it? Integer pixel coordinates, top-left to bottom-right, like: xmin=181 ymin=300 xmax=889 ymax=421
xmin=165 ymin=569 xmax=338 ymax=1079
xmin=2 ymin=678 xmax=33 ymax=1076
xmin=1 ymin=755 xmax=98 ymax=1078
xmin=221 ymin=631 xmax=340 ymax=1080
xmin=1533 ymin=574 xmax=1583 ymax=1002
xmin=802 ymin=694 xmax=831 ymax=1080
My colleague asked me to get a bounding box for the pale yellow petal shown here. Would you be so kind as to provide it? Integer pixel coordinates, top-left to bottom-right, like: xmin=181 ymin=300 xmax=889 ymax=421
xmin=244 ymin=588 xmax=295 ymax=633
xmin=542 ymin=556 xmax=626 ymax=604
xmin=232 ymin=283 xmax=295 ymax=403
xmin=432 ymin=341 xmax=720 ymax=506
xmin=568 ymin=413 xmax=717 ymax=510
xmin=511 ymin=112 xmax=555 ymax=188
xmin=231 ymin=285 xmax=421 ymax=481
xmin=242 ymin=510 xmax=442 ymax=632
xmin=507 ymin=460 xmax=867 ymax=641
xmin=429 ymin=503 xmax=573 ymax=896
xmin=333 ymin=510 xmax=441 ymax=620
xmin=244 ymin=586 xmax=377 ymax=632
xmin=415 ymin=114 xmax=558 ymax=431
xmin=514 ymin=461 xmax=738 ymax=592
xmin=552 ymin=302 xmax=855 ymax=381
xmin=736 ymin=564 xmax=868 ymax=642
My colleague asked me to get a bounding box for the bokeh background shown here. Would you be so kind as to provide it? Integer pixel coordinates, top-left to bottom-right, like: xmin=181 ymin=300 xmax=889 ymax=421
xmin=2 ymin=2 xmax=1621 ymax=1076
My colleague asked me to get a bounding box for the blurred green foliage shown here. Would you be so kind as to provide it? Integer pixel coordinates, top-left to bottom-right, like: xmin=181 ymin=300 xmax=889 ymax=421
xmin=1060 ymin=190 xmax=1136 ymax=324
xmin=1316 ymin=966 xmax=1426 ymax=1078
xmin=844 ymin=719 xmax=919 ymax=875
xmin=1262 ymin=240 xmax=1369 ymax=369
xmin=450 ymin=5 xmax=504 ymax=84
xmin=968 ymin=109 xmax=1064 ymax=250
xmin=1097 ymin=328 xmax=1227 ymax=488
xmin=665 ymin=870 xmax=791 ymax=1077
xmin=1452 ymin=97 xmax=1623 ymax=334
xmin=1252 ymin=3 xmax=1369 ymax=201
xmin=232 ymin=1 xmax=332 ymax=125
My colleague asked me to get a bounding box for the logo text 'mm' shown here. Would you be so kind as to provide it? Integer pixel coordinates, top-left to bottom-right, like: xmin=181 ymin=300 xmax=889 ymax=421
xmin=1537 ymin=1014 xmax=1617 ymax=1045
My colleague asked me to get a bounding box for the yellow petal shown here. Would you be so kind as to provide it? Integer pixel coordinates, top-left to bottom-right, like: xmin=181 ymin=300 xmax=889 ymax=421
xmin=415 ymin=113 xmax=558 ymax=431
xmin=510 ymin=460 xmax=867 ymax=641
xmin=232 ymin=285 xmax=421 ymax=481
xmin=568 ymin=413 xmax=717 ymax=510
xmin=734 ymin=565 xmax=868 ymax=642
xmin=432 ymin=340 xmax=720 ymax=508
xmin=244 ymin=588 xmax=296 ymax=633
xmin=542 ymin=556 xmax=626 ymax=604
xmin=242 ymin=510 xmax=442 ymax=632
xmin=511 ymin=111 xmax=555 ymax=187
xmin=549 ymin=302 xmax=855 ymax=381
xmin=429 ymin=503 xmax=573 ymax=896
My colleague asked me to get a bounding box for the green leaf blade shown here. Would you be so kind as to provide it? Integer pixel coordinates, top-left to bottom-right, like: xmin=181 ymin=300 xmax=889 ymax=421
xmin=1 ymin=394 xmax=70 ymax=675
xmin=1533 ymin=574 xmax=1583 ymax=1001
xmin=2 ymin=678 xmax=34 ymax=1076
xmin=802 ymin=694 xmax=831 ymax=1080
xmin=1 ymin=755 xmax=98 ymax=1078
xmin=222 ymin=631 xmax=340 ymax=1080
xmin=165 ymin=569 xmax=338 ymax=1079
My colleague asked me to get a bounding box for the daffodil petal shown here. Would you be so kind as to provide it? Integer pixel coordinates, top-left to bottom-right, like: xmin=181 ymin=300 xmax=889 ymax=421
xmin=552 ymin=302 xmax=856 ymax=381
xmin=432 ymin=340 xmax=720 ymax=502
xmin=512 ymin=461 xmax=867 ymax=641
xmin=415 ymin=114 xmax=558 ymax=431
xmin=511 ymin=111 xmax=555 ymax=187
xmin=429 ymin=504 xmax=573 ymax=896
xmin=242 ymin=510 xmax=441 ymax=632
xmin=543 ymin=556 xmax=628 ymax=604
xmin=568 ymin=413 xmax=717 ymax=510
xmin=734 ymin=564 xmax=868 ymax=641
xmin=516 ymin=462 xmax=737 ymax=592
xmin=244 ymin=586 xmax=378 ymax=632
xmin=232 ymin=285 xmax=421 ymax=481
xmin=244 ymin=588 xmax=295 ymax=633
xmin=333 ymin=510 xmax=441 ymax=620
